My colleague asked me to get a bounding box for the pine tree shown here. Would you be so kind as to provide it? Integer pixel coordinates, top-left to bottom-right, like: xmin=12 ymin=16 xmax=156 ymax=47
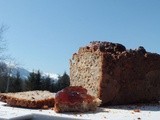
xmin=0 ymin=73 xmax=7 ymax=92
xmin=0 ymin=63 xmax=10 ymax=92
xmin=25 ymin=71 xmax=36 ymax=90
xmin=56 ymin=72 xmax=70 ymax=91
xmin=41 ymin=76 xmax=51 ymax=91
xmin=34 ymin=70 xmax=41 ymax=90
xmin=13 ymin=71 xmax=22 ymax=92
xmin=25 ymin=70 xmax=42 ymax=91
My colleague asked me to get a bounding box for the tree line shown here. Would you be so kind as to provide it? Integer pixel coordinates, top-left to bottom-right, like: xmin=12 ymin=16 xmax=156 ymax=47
xmin=0 ymin=69 xmax=70 ymax=93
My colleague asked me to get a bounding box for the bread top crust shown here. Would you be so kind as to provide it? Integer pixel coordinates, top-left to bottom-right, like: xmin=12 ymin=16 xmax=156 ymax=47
xmin=72 ymin=41 xmax=160 ymax=62
xmin=78 ymin=41 xmax=148 ymax=53
xmin=78 ymin=41 xmax=126 ymax=53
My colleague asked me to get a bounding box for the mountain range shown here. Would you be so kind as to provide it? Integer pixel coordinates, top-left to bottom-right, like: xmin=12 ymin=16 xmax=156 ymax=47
xmin=0 ymin=62 xmax=58 ymax=80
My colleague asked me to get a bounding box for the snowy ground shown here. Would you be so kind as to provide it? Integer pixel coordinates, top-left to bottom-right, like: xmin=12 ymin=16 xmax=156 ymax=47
xmin=0 ymin=101 xmax=160 ymax=120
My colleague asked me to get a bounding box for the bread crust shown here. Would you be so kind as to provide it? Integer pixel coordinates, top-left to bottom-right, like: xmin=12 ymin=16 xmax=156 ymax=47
xmin=54 ymin=98 xmax=101 ymax=113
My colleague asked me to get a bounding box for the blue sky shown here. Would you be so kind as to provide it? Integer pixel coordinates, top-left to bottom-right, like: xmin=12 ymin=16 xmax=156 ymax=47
xmin=0 ymin=0 xmax=160 ymax=75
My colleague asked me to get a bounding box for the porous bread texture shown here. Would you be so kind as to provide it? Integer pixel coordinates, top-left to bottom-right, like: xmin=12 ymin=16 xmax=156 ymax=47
xmin=54 ymin=97 xmax=101 ymax=113
xmin=0 ymin=91 xmax=54 ymax=108
xmin=70 ymin=49 xmax=102 ymax=97
xmin=70 ymin=41 xmax=160 ymax=105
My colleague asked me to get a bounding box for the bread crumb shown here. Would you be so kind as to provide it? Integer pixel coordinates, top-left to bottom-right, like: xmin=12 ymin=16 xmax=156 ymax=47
xmin=134 ymin=109 xmax=140 ymax=112
xmin=42 ymin=105 xmax=49 ymax=109
xmin=104 ymin=116 xmax=107 ymax=119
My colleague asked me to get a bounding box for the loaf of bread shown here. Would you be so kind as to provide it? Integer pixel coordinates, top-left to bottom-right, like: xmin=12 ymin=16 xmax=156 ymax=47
xmin=70 ymin=41 xmax=160 ymax=105
xmin=0 ymin=91 xmax=54 ymax=108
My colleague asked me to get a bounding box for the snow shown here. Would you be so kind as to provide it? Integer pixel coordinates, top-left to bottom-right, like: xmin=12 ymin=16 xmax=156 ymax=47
xmin=41 ymin=72 xmax=59 ymax=80
xmin=0 ymin=101 xmax=160 ymax=120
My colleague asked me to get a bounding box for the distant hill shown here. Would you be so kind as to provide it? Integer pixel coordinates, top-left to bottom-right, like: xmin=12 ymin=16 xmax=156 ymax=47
xmin=0 ymin=62 xmax=58 ymax=80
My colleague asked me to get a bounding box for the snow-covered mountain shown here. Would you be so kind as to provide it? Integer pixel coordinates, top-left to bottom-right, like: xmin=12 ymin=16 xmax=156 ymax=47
xmin=0 ymin=62 xmax=58 ymax=80
xmin=9 ymin=66 xmax=30 ymax=80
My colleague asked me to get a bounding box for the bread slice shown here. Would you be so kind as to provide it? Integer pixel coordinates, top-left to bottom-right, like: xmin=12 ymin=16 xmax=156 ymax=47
xmin=0 ymin=93 xmax=13 ymax=102
xmin=0 ymin=91 xmax=54 ymax=109
xmin=54 ymin=86 xmax=101 ymax=113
